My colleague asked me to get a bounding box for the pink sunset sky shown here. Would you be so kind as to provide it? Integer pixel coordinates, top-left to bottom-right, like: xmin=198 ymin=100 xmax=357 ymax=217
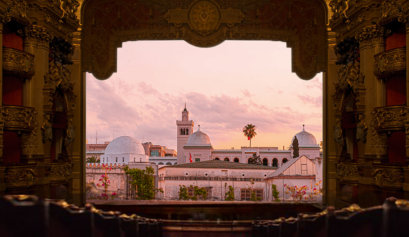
xmin=86 ymin=41 xmax=322 ymax=150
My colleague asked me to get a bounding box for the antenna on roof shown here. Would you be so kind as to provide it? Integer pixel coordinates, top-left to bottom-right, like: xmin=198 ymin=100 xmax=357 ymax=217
xmin=302 ymin=124 xmax=305 ymax=131
xmin=198 ymin=125 xmax=200 ymax=131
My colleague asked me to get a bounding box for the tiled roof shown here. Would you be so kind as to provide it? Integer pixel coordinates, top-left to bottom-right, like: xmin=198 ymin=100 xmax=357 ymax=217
xmin=169 ymin=160 xmax=277 ymax=170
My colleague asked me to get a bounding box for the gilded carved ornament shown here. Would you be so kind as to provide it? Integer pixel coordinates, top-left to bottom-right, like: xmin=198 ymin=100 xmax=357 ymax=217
xmin=355 ymin=25 xmax=384 ymax=42
xmin=56 ymin=0 xmax=80 ymax=21
xmin=367 ymin=125 xmax=387 ymax=156
xmin=25 ymin=24 xmax=51 ymax=42
xmin=336 ymin=162 xmax=359 ymax=180
xmin=381 ymin=0 xmax=409 ymax=23
xmin=372 ymin=106 xmax=407 ymax=131
xmin=356 ymin=113 xmax=367 ymax=143
xmin=42 ymin=38 xmax=76 ymax=147
xmin=4 ymin=167 xmax=37 ymax=187
xmin=373 ymin=168 xmax=403 ymax=187
xmin=165 ymin=0 xmax=244 ymax=36
xmin=2 ymin=0 xmax=28 ymax=23
xmin=2 ymin=47 xmax=34 ymax=77
xmin=49 ymin=162 xmax=73 ymax=180
xmin=22 ymin=129 xmax=40 ymax=157
xmin=329 ymin=0 xmax=350 ymax=24
xmin=374 ymin=47 xmax=406 ymax=78
xmin=2 ymin=105 xmax=36 ymax=132
xmin=82 ymin=0 xmax=327 ymax=80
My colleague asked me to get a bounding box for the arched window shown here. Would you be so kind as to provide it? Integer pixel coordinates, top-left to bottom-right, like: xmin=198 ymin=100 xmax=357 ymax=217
xmin=283 ymin=158 xmax=288 ymax=164
xmin=272 ymin=158 xmax=278 ymax=167
xmin=158 ymin=162 xmax=164 ymax=165
xmin=215 ymin=157 xmax=220 ymax=160
xmin=262 ymin=158 xmax=268 ymax=166
xmin=224 ymin=157 xmax=229 ymax=162
xmin=234 ymin=158 xmax=239 ymax=163
xmin=166 ymin=162 xmax=172 ymax=165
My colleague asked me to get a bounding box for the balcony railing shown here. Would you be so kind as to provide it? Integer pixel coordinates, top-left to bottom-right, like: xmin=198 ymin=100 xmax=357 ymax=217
xmin=373 ymin=105 xmax=407 ymax=132
xmin=374 ymin=47 xmax=406 ymax=78
xmin=3 ymin=105 xmax=36 ymax=132
xmin=3 ymin=47 xmax=34 ymax=77
xmin=2 ymin=195 xmax=409 ymax=236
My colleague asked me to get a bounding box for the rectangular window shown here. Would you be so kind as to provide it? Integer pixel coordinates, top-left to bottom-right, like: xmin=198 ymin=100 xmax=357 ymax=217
xmin=150 ymin=150 xmax=160 ymax=156
xmin=301 ymin=163 xmax=308 ymax=175
xmin=240 ymin=188 xmax=263 ymax=201
xmin=195 ymin=158 xmax=200 ymax=162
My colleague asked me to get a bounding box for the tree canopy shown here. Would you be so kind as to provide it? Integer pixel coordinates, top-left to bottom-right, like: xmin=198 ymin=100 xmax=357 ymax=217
xmin=243 ymin=124 xmax=257 ymax=147
xmin=292 ymin=136 xmax=299 ymax=158
xmin=248 ymin=153 xmax=262 ymax=165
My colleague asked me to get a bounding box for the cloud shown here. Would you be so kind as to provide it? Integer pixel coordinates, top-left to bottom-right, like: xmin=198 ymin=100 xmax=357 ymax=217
xmin=137 ymin=82 xmax=159 ymax=95
xmin=297 ymin=95 xmax=322 ymax=108
xmin=87 ymin=75 xmax=323 ymax=150
xmin=241 ymin=89 xmax=252 ymax=97
xmin=305 ymin=77 xmax=323 ymax=90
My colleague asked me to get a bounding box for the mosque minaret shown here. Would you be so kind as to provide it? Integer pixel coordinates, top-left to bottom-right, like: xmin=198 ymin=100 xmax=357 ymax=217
xmin=176 ymin=104 xmax=194 ymax=164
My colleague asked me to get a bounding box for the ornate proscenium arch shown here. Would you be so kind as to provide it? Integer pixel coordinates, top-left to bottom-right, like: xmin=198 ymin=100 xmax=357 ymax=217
xmin=82 ymin=0 xmax=327 ymax=80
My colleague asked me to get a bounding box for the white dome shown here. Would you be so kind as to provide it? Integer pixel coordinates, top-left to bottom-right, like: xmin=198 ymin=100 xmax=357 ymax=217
xmin=291 ymin=127 xmax=319 ymax=148
xmin=104 ymin=136 xmax=145 ymax=155
xmin=185 ymin=128 xmax=212 ymax=147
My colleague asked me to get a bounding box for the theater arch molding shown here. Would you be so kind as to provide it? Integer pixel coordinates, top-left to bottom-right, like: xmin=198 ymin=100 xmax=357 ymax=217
xmin=81 ymin=0 xmax=328 ymax=80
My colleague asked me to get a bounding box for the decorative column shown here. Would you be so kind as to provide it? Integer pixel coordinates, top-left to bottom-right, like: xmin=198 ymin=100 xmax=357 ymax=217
xmin=70 ymin=29 xmax=84 ymax=205
xmin=0 ymin=22 xmax=4 ymax=194
xmin=357 ymin=24 xmax=387 ymax=162
xmin=21 ymin=24 xmax=50 ymax=163
xmin=404 ymin=22 xmax=409 ymax=193
xmin=326 ymin=29 xmax=338 ymax=206
xmin=0 ymin=22 xmax=3 ymax=164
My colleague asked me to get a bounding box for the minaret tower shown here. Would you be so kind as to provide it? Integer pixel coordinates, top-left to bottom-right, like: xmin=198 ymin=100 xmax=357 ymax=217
xmin=176 ymin=103 xmax=194 ymax=164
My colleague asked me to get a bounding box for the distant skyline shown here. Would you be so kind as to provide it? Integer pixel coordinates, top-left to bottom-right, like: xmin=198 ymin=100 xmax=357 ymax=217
xmin=86 ymin=41 xmax=322 ymax=150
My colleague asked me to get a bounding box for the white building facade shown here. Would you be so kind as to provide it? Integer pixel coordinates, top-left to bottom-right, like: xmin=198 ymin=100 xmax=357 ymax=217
xmin=176 ymin=107 xmax=322 ymax=173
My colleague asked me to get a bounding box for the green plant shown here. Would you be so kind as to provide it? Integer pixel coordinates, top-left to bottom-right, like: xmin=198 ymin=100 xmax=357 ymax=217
xmin=96 ymin=164 xmax=112 ymax=200
xmin=248 ymin=153 xmax=262 ymax=165
xmin=179 ymin=185 xmax=189 ymax=200
xmin=86 ymin=156 xmax=99 ymax=163
xmin=292 ymin=136 xmax=299 ymax=158
xmin=124 ymin=166 xmax=159 ymax=200
xmin=178 ymin=185 xmax=208 ymax=200
xmin=272 ymin=184 xmax=280 ymax=201
xmin=250 ymin=190 xmax=260 ymax=201
xmin=225 ymin=186 xmax=235 ymax=201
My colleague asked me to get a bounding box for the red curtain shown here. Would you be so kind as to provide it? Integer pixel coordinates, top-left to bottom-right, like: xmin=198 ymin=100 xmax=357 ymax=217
xmin=385 ymin=33 xmax=406 ymax=51
xmin=387 ymin=131 xmax=406 ymax=164
xmin=385 ymin=76 xmax=406 ymax=106
xmin=3 ymin=131 xmax=21 ymax=164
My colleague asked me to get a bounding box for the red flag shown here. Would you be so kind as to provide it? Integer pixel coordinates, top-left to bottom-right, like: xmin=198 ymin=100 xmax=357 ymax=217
xmin=248 ymin=136 xmax=251 ymax=140
xmin=189 ymin=153 xmax=193 ymax=163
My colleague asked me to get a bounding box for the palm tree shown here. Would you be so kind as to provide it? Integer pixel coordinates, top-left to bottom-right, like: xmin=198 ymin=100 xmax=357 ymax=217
xmin=243 ymin=124 xmax=257 ymax=147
